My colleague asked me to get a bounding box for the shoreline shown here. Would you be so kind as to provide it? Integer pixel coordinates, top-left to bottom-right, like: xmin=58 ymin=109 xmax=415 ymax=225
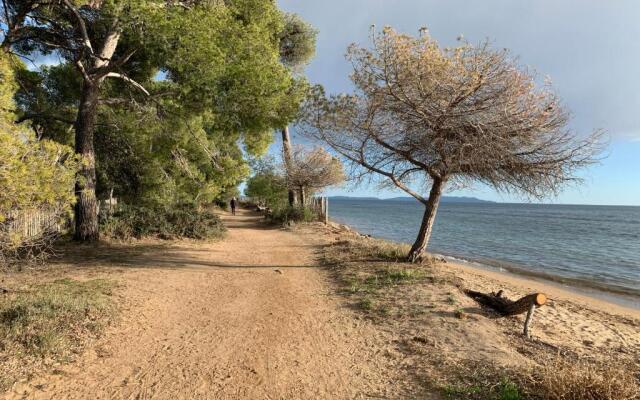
xmin=443 ymin=257 xmax=640 ymax=319
xmin=437 ymin=254 xmax=640 ymax=311
xmin=327 ymin=219 xmax=640 ymax=318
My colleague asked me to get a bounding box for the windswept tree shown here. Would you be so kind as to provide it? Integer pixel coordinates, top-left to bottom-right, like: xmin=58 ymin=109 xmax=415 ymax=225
xmin=301 ymin=28 xmax=604 ymax=262
xmin=287 ymin=146 xmax=344 ymax=205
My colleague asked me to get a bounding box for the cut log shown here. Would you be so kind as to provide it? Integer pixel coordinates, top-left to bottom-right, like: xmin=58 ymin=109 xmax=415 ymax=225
xmin=464 ymin=289 xmax=546 ymax=316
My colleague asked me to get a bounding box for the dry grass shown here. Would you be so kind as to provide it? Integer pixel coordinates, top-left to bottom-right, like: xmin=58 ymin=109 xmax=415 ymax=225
xmin=0 ymin=278 xmax=117 ymax=391
xmin=326 ymin=237 xmax=411 ymax=263
xmin=522 ymin=359 xmax=640 ymax=400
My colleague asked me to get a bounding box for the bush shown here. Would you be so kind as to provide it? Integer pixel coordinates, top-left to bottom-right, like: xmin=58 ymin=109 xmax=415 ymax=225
xmin=0 ymin=53 xmax=78 ymax=266
xmin=269 ymin=205 xmax=317 ymax=225
xmin=100 ymin=204 xmax=226 ymax=241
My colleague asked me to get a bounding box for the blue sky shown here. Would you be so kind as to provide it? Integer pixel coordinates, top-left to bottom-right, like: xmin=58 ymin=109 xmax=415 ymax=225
xmin=275 ymin=0 xmax=640 ymax=206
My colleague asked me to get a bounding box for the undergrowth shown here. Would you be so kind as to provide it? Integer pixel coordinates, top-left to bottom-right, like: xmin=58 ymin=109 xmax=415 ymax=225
xmin=0 ymin=278 xmax=116 ymax=357
xmin=268 ymin=205 xmax=317 ymax=225
xmin=100 ymin=203 xmax=226 ymax=241
xmin=0 ymin=278 xmax=117 ymax=390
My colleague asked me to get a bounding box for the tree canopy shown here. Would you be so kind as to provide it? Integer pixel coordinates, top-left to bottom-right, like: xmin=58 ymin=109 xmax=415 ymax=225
xmin=301 ymin=27 xmax=603 ymax=261
xmin=287 ymin=146 xmax=344 ymax=204
xmin=1 ymin=0 xmax=314 ymax=239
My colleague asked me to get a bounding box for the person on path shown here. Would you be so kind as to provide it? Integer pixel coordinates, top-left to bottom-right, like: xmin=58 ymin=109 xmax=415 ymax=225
xmin=230 ymin=197 xmax=237 ymax=215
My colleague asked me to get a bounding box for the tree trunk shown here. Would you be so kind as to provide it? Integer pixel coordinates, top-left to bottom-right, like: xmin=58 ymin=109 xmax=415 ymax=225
xmin=73 ymin=82 xmax=100 ymax=241
xmin=407 ymin=177 xmax=445 ymax=262
xmin=281 ymin=126 xmax=297 ymax=206
xmin=464 ymin=289 xmax=547 ymax=316
xmin=299 ymin=185 xmax=306 ymax=207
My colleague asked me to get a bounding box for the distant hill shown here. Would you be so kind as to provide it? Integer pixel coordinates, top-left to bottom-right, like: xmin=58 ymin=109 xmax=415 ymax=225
xmin=385 ymin=196 xmax=494 ymax=204
xmin=329 ymin=196 xmax=494 ymax=204
xmin=328 ymin=196 xmax=379 ymax=201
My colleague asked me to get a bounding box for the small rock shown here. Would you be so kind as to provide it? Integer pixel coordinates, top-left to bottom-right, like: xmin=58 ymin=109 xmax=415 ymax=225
xmin=274 ymin=269 xmax=283 ymax=275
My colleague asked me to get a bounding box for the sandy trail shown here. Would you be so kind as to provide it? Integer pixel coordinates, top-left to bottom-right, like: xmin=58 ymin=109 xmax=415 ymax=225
xmin=7 ymin=210 xmax=395 ymax=399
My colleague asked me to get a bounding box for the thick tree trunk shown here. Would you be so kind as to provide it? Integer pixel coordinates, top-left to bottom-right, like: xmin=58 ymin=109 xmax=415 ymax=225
xmin=281 ymin=126 xmax=297 ymax=206
xmin=407 ymin=177 xmax=445 ymax=262
xmin=73 ymin=82 xmax=100 ymax=241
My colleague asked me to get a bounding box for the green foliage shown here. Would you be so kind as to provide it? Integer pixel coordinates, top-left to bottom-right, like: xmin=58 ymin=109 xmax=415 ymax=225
xmin=268 ymin=205 xmax=317 ymax=225
xmin=0 ymin=54 xmax=19 ymax=121
xmin=100 ymin=204 xmax=226 ymax=241
xmin=496 ymin=379 xmax=522 ymax=400
xmin=6 ymin=0 xmax=315 ymax=225
xmin=0 ymin=53 xmax=78 ymax=262
xmin=245 ymin=172 xmax=288 ymax=208
xmin=0 ymin=127 xmax=77 ymax=223
xmin=279 ymin=13 xmax=318 ymax=69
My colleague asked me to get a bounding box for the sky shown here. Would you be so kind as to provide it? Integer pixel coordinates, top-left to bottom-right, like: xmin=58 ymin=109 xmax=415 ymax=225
xmin=275 ymin=0 xmax=640 ymax=206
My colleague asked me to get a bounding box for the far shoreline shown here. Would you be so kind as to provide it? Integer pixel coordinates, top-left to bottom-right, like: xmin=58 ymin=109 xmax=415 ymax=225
xmin=327 ymin=218 xmax=640 ymax=318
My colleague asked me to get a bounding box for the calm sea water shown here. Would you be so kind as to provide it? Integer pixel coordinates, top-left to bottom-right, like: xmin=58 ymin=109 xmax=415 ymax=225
xmin=329 ymin=199 xmax=640 ymax=299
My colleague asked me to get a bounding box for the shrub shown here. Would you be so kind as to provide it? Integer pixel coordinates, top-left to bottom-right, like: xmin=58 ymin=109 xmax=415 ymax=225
xmin=0 ymin=54 xmax=78 ymax=266
xmin=269 ymin=205 xmax=317 ymax=225
xmin=100 ymin=204 xmax=226 ymax=241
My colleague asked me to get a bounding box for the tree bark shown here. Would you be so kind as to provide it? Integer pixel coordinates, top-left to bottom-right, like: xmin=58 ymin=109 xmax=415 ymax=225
xmin=73 ymin=81 xmax=100 ymax=241
xmin=464 ymin=289 xmax=547 ymax=316
xmin=407 ymin=177 xmax=445 ymax=262
xmin=281 ymin=126 xmax=297 ymax=206
xmin=71 ymin=15 xmax=121 ymax=241
xmin=299 ymin=185 xmax=306 ymax=207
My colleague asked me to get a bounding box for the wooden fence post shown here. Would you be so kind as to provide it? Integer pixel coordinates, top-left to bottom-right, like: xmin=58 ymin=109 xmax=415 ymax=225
xmin=324 ymin=197 xmax=329 ymax=225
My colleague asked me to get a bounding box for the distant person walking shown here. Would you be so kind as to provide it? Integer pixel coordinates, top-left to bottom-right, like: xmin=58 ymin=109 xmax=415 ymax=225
xmin=230 ymin=197 xmax=237 ymax=216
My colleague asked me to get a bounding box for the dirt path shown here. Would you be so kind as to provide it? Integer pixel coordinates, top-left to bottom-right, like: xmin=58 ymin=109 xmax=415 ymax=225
xmin=6 ymin=209 xmax=397 ymax=399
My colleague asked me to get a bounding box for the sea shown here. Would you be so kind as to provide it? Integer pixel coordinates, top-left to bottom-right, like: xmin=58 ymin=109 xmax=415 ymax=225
xmin=329 ymin=198 xmax=640 ymax=307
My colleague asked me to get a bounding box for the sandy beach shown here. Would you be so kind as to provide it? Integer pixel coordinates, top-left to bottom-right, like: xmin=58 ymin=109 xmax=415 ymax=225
xmin=448 ymin=259 xmax=640 ymax=319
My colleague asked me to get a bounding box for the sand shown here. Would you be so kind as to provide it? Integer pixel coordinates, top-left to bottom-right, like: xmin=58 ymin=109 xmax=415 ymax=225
xmin=444 ymin=260 xmax=640 ymax=357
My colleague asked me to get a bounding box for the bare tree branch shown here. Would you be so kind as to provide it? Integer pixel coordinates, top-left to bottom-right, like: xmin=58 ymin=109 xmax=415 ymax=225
xmin=61 ymin=0 xmax=94 ymax=55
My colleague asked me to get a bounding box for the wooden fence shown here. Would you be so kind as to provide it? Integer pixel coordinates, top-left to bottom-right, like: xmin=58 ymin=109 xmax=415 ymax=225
xmin=4 ymin=198 xmax=123 ymax=240
xmin=308 ymin=196 xmax=329 ymax=224
xmin=4 ymin=209 xmax=65 ymax=238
